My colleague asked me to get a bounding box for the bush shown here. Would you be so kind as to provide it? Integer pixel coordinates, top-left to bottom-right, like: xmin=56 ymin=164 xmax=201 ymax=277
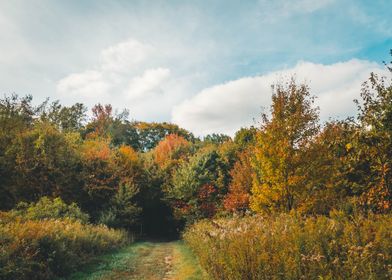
xmin=0 ymin=215 xmax=129 ymax=280
xmin=11 ymin=196 xmax=89 ymax=223
xmin=184 ymin=212 xmax=392 ymax=280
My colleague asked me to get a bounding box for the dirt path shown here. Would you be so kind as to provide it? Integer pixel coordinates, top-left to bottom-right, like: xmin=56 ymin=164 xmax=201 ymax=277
xmin=68 ymin=241 xmax=208 ymax=280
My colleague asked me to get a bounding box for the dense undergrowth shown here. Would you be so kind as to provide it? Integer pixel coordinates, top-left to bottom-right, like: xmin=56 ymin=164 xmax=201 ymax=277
xmin=0 ymin=201 xmax=130 ymax=280
xmin=184 ymin=212 xmax=392 ymax=280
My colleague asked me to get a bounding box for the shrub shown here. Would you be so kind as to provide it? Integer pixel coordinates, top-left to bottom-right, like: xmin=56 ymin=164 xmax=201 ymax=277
xmin=0 ymin=216 xmax=129 ymax=280
xmin=184 ymin=213 xmax=392 ymax=280
xmin=11 ymin=196 xmax=90 ymax=223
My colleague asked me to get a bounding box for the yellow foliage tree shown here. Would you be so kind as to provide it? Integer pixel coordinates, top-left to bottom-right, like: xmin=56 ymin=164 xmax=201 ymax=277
xmin=251 ymin=79 xmax=319 ymax=213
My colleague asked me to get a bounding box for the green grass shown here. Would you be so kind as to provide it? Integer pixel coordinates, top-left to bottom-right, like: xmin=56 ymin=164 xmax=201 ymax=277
xmin=171 ymin=241 xmax=210 ymax=280
xmin=66 ymin=241 xmax=208 ymax=280
xmin=65 ymin=245 xmax=140 ymax=280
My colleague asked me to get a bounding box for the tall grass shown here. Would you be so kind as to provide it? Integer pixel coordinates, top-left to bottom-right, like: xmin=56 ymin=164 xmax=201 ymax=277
xmin=0 ymin=213 xmax=130 ymax=280
xmin=184 ymin=212 xmax=392 ymax=280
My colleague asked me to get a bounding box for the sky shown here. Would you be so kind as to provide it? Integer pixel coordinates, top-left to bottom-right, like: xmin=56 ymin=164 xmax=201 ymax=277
xmin=0 ymin=0 xmax=391 ymax=136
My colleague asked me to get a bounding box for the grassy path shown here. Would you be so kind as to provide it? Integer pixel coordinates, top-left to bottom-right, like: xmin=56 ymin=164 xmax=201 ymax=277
xmin=67 ymin=241 xmax=208 ymax=280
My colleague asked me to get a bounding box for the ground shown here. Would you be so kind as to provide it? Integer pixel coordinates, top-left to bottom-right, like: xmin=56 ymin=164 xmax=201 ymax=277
xmin=67 ymin=241 xmax=208 ymax=280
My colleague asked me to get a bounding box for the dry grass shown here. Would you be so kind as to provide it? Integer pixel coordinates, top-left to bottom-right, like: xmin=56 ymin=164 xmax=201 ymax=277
xmin=0 ymin=213 xmax=129 ymax=280
xmin=184 ymin=212 xmax=392 ymax=280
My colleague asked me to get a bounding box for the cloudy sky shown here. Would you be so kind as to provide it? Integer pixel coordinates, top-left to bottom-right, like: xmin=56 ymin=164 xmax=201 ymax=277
xmin=0 ymin=0 xmax=391 ymax=136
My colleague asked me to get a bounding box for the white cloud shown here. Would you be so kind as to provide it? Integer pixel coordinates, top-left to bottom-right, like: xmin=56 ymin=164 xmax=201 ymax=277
xmin=54 ymin=37 xmax=191 ymax=124
xmin=57 ymin=70 xmax=110 ymax=98
xmin=126 ymin=68 xmax=170 ymax=100
xmin=56 ymin=38 xmax=173 ymax=112
xmin=100 ymin=39 xmax=153 ymax=73
xmin=172 ymin=59 xmax=387 ymax=136
xmin=56 ymin=38 xmax=157 ymax=100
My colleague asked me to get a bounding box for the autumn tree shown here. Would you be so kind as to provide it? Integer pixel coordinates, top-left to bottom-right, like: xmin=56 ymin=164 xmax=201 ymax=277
xmin=0 ymin=95 xmax=40 ymax=209
xmin=352 ymin=52 xmax=392 ymax=212
xmin=0 ymin=96 xmax=86 ymax=210
xmin=234 ymin=126 xmax=257 ymax=149
xmin=79 ymin=138 xmax=117 ymax=219
xmin=297 ymin=120 xmax=357 ymax=214
xmin=135 ymin=121 xmax=195 ymax=151
xmin=251 ymin=79 xmax=319 ymax=213
xmin=90 ymin=103 xmax=113 ymax=137
xmin=113 ymin=145 xmax=144 ymax=187
xmin=153 ymin=134 xmax=191 ymax=168
xmin=5 ymin=122 xmax=82 ymax=206
xmin=168 ymin=147 xmax=228 ymax=223
xmin=224 ymin=150 xmax=253 ymax=212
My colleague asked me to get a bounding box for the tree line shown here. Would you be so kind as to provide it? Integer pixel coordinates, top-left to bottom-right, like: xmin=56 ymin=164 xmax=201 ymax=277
xmin=0 ymin=52 xmax=391 ymax=237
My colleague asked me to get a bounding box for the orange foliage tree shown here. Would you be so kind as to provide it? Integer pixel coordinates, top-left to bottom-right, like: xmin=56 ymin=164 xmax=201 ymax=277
xmin=224 ymin=151 xmax=253 ymax=212
xmin=153 ymin=134 xmax=190 ymax=168
xmin=90 ymin=104 xmax=113 ymax=137
xmin=79 ymin=137 xmax=117 ymax=218
xmin=114 ymin=145 xmax=145 ymax=187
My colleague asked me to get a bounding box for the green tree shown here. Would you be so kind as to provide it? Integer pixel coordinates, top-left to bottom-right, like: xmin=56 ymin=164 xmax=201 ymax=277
xmin=0 ymin=95 xmax=46 ymax=208
xmin=135 ymin=121 xmax=195 ymax=151
xmin=99 ymin=184 xmax=141 ymax=230
xmin=234 ymin=126 xmax=257 ymax=148
xmin=204 ymin=133 xmax=231 ymax=145
xmin=110 ymin=120 xmax=141 ymax=150
xmin=168 ymin=147 xmax=228 ymax=223
xmin=5 ymin=121 xmax=82 ymax=207
xmin=42 ymin=101 xmax=87 ymax=132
